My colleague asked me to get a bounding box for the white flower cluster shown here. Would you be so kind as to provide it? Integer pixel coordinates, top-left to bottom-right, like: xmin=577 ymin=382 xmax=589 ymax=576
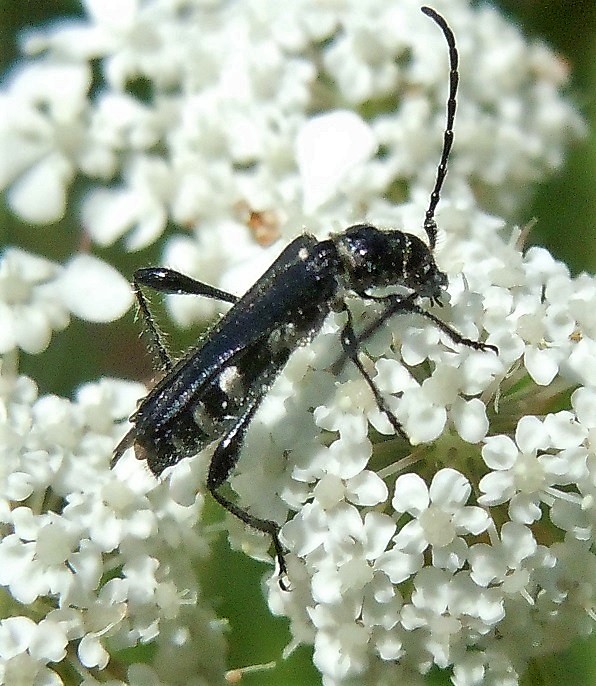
xmin=0 ymin=0 xmax=584 ymax=321
xmin=0 ymin=248 xmax=132 ymax=355
xmin=257 ymin=203 xmax=596 ymax=685
xmin=0 ymin=373 xmax=228 ymax=685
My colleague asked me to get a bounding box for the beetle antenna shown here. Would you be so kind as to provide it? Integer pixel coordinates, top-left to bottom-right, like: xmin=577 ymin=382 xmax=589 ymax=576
xmin=420 ymin=6 xmax=459 ymax=251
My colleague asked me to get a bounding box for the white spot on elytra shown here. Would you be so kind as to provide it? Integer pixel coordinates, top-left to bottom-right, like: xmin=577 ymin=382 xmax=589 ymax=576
xmin=218 ymin=365 xmax=244 ymax=399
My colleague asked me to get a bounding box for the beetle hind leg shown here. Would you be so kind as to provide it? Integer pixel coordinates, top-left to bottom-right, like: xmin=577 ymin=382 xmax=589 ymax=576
xmin=207 ymin=400 xmax=289 ymax=586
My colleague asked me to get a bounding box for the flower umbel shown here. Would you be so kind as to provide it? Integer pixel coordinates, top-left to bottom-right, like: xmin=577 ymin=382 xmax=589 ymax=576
xmin=265 ymin=210 xmax=596 ymax=685
xmin=0 ymin=374 xmax=228 ymax=684
xmin=0 ymin=0 xmax=584 ymax=307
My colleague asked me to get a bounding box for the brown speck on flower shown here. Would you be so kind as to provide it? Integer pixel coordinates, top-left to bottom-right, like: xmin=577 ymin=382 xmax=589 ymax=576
xmin=235 ymin=200 xmax=281 ymax=246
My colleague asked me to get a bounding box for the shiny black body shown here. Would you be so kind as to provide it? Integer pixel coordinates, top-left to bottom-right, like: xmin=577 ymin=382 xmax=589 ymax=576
xmin=112 ymin=8 xmax=496 ymax=578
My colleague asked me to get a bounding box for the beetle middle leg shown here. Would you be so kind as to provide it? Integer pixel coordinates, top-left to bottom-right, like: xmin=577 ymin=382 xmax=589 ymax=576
xmin=335 ymin=293 xmax=497 ymax=442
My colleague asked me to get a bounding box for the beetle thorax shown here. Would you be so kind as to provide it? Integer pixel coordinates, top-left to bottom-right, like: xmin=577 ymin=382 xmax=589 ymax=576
xmin=333 ymin=223 xmax=447 ymax=301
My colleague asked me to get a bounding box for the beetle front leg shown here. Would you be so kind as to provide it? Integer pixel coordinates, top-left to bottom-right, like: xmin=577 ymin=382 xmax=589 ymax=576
xmin=338 ymin=303 xmax=409 ymax=440
xmin=358 ymin=292 xmax=497 ymax=355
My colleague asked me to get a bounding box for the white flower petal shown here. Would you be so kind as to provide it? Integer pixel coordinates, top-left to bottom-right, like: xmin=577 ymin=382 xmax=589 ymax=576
xmin=362 ymin=512 xmax=396 ymax=559
xmin=410 ymin=567 xmax=450 ymax=614
xmin=514 ymin=415 xmax=549 ymax=454
xmin=524 ymin=346 xmax=559 ymax=385
xmin=429 ymin=469 xmax=471 ymax=510
xmin=312 ymin=566 xmax=342 ymax=604
xmin=82 ymin=188 xmax=139 ymax=246
xmin=431 ymin=537 xmax=468 ymax=571
xmin=57 ymin=255 xmax=133 ymax=322
xmin=509 ymin=493 xmax=542 ymax=524
xmin=451 ymin=397 xmax=489 ymax=443
xmin=347 ymin=470 xmax=388 ymax=506
xmin=566 ymin=337 xmax=596 ymax=386
xmin=375 ymin=548 xmax=423 ymax=584
xmin=297 ymin=110 xmax=376 ymax=212
xmin=393 ymin=519 xmax=428 ymax=555
xmin=478 ymin=471 xmax=514 ymax=505
xmin=543 ymin=410 xmax=585 ymax=449
xmin=77 ymin=633 xmax=109 ymax=669
xmin=326 ymin=438 xmax=372 ymax=480
xmin=13 ymin=306 xmax=53 ymax=354
xmin=84 ymin=0 xmax=139 ymax=29
xmin=571 ymin=387 xmax=596 ymax=427
xmin=500 ymin=521 xmax=536 ymax=563
xmin=402 ymin=397 xmax=446 ymax=443
xmin=0 ymin=303 xmax=17 ymax=352
xmin=469 ymin=544 xmax=502 ymax=587
xmin=0 ymin=616 xmax=37 ymax=658
xmin=392 ymin=473 xmax=429 ymax=516
xmin=28 ymin=620 xmax=67 ymax=662
xmin=482 ymin=435 xmax=518 ymax=470
xmin=8 ymin=154 xmax=71 ymax=224
xmin=453 ymin=506 xmax=490 ymax=535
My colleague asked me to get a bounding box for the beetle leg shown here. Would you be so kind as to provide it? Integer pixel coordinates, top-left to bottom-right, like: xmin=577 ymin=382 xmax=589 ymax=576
xmin=338 ymin=302 xmax=409 ymax=440
xmin=133 ymin=267 xmax=239 ymax=371
xmin=207 ymin=397 xmax=288 ymax=585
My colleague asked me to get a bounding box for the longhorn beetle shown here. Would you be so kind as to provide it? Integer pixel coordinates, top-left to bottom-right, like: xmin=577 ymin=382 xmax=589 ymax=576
xmin=112 ymin=7 xmax=497 ymax=580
